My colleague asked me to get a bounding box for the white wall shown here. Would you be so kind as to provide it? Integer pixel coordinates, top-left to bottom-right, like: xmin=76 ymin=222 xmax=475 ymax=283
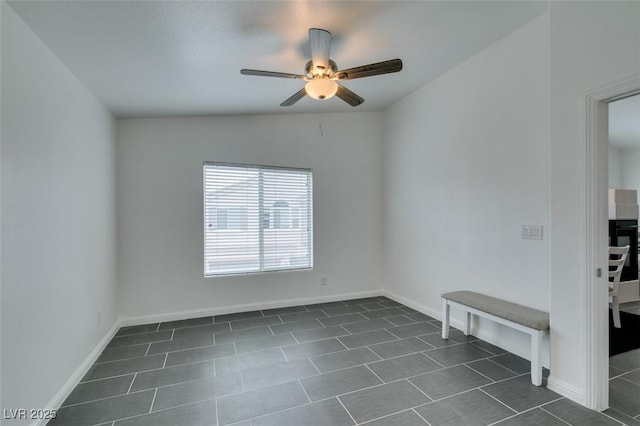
xmin=608 ymin=145 xmax=623 ymax=189
xmin=383 ymin=15 xmax=550 ymax=359
xmin=117 ymin=113 xmax=384 ymax=321
xmin=549 ymin=0 xmax=640 ymax=403
xmin=620 ymin=147 xmax=640 ymax=191
xmin=1 ymin=2 xmax=118 ymax=420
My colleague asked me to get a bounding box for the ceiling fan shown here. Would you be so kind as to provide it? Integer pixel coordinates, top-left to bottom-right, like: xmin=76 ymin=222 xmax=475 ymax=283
xmin=240 ymin=28 xmax=403 ymax=107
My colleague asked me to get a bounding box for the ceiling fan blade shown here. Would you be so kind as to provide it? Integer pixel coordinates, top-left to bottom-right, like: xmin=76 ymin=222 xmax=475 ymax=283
xmin=241 ymin=69 xmax=304 ymax=79
xmin=309 ymin=28 xmax=331 ymax=72
xmin=335 ymin=84 xmax=364 ymax=107
xmin=334 ymin=58 xmax=403 ymax=80
xmin=280 ymin=88 xmax=307 ymax=107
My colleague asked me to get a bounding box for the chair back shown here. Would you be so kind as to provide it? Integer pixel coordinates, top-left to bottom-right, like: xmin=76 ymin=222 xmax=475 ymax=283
xmin=609 ymin=245 xmax=630 ymax=294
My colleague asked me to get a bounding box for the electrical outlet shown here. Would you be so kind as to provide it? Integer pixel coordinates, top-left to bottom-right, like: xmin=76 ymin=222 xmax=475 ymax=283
xmin=321 ymin=277 xmax=327 ymax=286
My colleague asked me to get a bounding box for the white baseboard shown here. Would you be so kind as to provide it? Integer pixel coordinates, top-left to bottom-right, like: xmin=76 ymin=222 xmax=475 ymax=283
xmin=547 ymin=376 xmax=585 ymax=405
xmin=382 ymin=290 xmax=443 ymax=321
xmin=383 ymin=289 xmax=479 ymax=338
xmin=33 ymin=321 xmax=120 ymax=426
xmin=119 ymin=289 xmax=384 ymax=328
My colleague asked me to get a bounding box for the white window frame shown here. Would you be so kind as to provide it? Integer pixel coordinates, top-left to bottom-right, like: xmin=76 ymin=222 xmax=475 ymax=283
xmin=203 ymin=162 xmax=313 ymax=277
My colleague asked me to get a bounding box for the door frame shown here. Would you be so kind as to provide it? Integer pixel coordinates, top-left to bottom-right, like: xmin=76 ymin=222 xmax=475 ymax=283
xmin=585 ymin=75 xmax=640 ymax=411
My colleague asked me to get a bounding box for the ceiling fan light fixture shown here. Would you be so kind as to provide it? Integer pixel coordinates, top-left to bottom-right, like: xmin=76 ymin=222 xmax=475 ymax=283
xmin=305 ymin=78 xmax=338 ymax=100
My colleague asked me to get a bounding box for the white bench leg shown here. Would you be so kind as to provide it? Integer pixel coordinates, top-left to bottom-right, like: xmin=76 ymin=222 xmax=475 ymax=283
xmin=442 ymin=299 xmax=450 ymax=339
xmin=531 ymin=330 xmax=543 ymax=386
xmin=463 ymin=311 xmax=471 ymax=336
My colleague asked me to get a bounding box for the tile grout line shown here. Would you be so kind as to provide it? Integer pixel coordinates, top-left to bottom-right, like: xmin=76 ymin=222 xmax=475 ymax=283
xmin=215 ymin=398 xmax=220 ymax=426
xmin=92 ymin=352 xmax=165 ymax=367
xmin=297 ymin=379 xmax=313 ymax=404
xmin=412 ymin=336 xmax=437 ymax=350
xmin=81 ymin=371 xmax=147 ymax=385
xmin=309 ymin=375 xmax=437 ymax=406
xmin=616 ymin=375 xmax=640 ymax=387
xmin=610 ymin=363 xmax=640 ymax=376
xmin=349 ymin=404 xmax=419 ymax=426
xmin=468 ymin=341 xmax=504 ymax=356
xmin=598 ymin=410 xmax=630 ymax=425
xmin=107 ymin=336 xmax=173 ymax=349
xmin=363 ymin=364 xmax=386 ymax=384
xmin=463 ymin=362 xmax=501 ymax=383
xmin=405 ymin=377 xmax=433 ymax=402
xmin=124 ymin=365 xmax=229 ymax=397
xmin=239 ymin=370 xmax=245 ymax=392
xmin=127 ymin=373 xmax=137 ymax=394
xmin=336 ymin=396 xmax=359 ymax=425
xmin=485 ymin=405 xmax=551 ymax=426
xmin=483 ymin=357 xmax=523 ymax=376
xmin=307 ymin=357 xmax=322 ymax=375
xmin=420 ymin=351 xmax=447 ymax=369
xmin=538 ymin=405 xmax=576 ymax=426
xmin=423 ymin=385 xmax=491 ymax=405
xmin=148 ymin=388 xmax=158 ymax=413
xmin=290 ymin=332 xmax=301 ymax=345
xmin=366 ymin=344 xmax=442 ymax=362
xmin=364 ymin=346 xmax=383 ymax=361
xmin=60 ymin=388 xmax=155 ymax=410
xmin=95 ymin=396 xmax=220 ymax=425
xmin=412 ymin=408 xmax=434 ymax=426
xmin=280 ymin=346 xmax=290 ymax=362
xmin=476 ymin=387 xmax=518 ymax=415
xmin=162 ymin=352 xmax=168 ymax=368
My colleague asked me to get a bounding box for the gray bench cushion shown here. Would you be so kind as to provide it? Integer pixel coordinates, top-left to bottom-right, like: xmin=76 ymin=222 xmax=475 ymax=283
xmin=442 ymin=291 xmax=550 ymax=331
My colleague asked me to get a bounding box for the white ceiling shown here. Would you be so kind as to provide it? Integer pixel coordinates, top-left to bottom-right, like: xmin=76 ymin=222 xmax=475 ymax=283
xmin=8 ymin=1 xmax=549 ymax=118
xmin=610 ymin=94 xmax=640 ymax=149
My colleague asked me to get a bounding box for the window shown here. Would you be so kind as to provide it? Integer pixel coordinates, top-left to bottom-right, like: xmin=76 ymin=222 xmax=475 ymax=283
xmin=203 ymin=162 xmax=313 ymax=276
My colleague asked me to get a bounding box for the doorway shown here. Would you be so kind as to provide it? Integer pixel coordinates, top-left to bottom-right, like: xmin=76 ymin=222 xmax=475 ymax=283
xmin=585 ymin=76 xmax=640 ymax=412
xmin=606 ymin=93 xmax=640 ymax=420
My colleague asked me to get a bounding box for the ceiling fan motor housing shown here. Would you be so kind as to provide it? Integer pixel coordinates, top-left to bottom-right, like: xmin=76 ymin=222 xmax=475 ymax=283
xmin=305 ymin=60 xmax=338 ymax=78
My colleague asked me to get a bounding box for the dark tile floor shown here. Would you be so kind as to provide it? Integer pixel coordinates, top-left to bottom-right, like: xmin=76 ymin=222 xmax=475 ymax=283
xmin=608 ymin=347 xmax=640 ymax=424
xmin=49 ymin=297 xmax=633 ymax=425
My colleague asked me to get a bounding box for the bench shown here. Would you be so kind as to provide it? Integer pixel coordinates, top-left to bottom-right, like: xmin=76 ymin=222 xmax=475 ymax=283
xmin=441 ymin=291 xmax=550 ymax=386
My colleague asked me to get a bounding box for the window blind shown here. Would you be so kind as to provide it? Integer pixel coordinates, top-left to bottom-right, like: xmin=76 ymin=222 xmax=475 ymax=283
xmin=203 ymin=162 xmax=313 ymax=277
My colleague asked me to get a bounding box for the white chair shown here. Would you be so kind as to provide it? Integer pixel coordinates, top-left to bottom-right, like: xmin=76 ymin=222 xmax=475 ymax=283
xmin=609 ymin=245 xmax=629 ymax=328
